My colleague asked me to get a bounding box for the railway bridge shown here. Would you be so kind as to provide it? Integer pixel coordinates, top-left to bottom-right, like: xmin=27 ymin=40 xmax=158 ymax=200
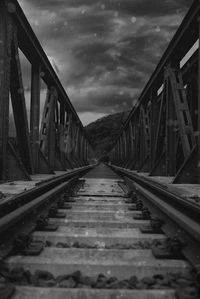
xmin=1 ymin=0 xmax=200 ymax=299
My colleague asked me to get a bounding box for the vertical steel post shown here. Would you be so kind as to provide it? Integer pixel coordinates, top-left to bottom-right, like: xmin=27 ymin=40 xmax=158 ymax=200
xmin=10 ymin=30 xmax=34 ymax=174
xmin=84 ymin=139 xmax=87 ymax=163
xmin=198 ymin=18 xmax=200 ymax=182
xmin=48 ymin=89 xmax=56 ymax=169
xmin=65 ymin=113 xmax=74 ymax=165
xmin=119 ymin=137 xmax=122 ymax=164
xmin=74 ymin=124 xmax=81 ymax=164
xmin=59 ymin=103 xmax=65 ymax=155
xmin=165 ymin=68 xmax=176 ymax=176
xmin=80 ymin=132 xmax=85 ymax=164
xmin=123 ymin=131 xmax=127 ymax=164
xmin=150 ymin=90 xmax=158 ymax=170
xmin=85 ymin=142 xmax=88 ymax=162
xmin=114 ymin=147 xmax=116 ymax=162
xmin=129 ymin=121 xmax=134 ymax=157
xmin=30 ymin=64 xmax=40 ymax=173
xmin=117 ymin=140 xmax=120 ymax=163
xmin=0 ymin=3 xmax=11 ymax=179
xmin=124 ymin=128 xmax=129 ymax=167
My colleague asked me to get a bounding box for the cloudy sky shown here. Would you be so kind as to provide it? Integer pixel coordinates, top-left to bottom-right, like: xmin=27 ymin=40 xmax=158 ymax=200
xmin=18 ymin=0 xmax=191 ymax=125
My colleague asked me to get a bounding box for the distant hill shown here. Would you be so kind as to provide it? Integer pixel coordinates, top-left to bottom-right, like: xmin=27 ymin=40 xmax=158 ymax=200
xmin=85 ymin=111 xmax=130 ymax=158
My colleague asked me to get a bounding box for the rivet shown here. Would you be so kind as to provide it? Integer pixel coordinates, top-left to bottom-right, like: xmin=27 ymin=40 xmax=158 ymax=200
xmin=7 ymin=2 xmax=16 ymax=13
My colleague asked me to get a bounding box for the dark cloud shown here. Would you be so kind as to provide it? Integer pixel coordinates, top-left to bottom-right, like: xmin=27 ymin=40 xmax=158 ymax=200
xmin=18 ymin=0 xmax=191 ymax=125
xmin=71 ymin=87 xmax=139 ymax=114
xmin=24 ymin=0 xmax=190 ymax=16
xmin=107 ymin=0 xmax=190 ymax=17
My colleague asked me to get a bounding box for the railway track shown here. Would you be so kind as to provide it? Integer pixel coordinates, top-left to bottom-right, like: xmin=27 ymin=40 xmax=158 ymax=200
xmin=0 ymin=163 xmax=200 ymax=299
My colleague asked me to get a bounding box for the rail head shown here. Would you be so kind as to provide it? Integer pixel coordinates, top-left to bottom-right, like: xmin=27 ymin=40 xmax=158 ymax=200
xmin=109 ymin=165 xmax=200 ymax=217
xmin=109 ymin=164 xmax=200 ymax=243
xmin=0 ymin=165 xmax=95 ymax=217
xmin=0 ymin=165 xmax=96 ymax=257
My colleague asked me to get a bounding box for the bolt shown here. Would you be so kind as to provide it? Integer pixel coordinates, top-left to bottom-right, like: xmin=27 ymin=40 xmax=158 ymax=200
xmin=7 ymin=2 xmax=16 ymax=13
xmin=136 ymin=200 xmax=143 ymax=210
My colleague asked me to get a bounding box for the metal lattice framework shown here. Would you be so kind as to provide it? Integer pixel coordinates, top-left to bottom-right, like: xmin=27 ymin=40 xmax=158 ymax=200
xmin=0 ymin=0 xmax=94 ymax=181
xmin=109 ymin=0 xmax=200 ymax=183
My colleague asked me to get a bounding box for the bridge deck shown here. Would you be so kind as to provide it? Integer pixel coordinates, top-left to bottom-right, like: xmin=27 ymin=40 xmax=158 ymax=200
xmin=0 ymin=169 xmax=84 ymax=203
xmin=6 ymin=164 xmax=190 ymax=299
xmin=84 ymin=163 xmax=119 ymax=179
xmin=125 ymin=169 xmax=200 ymax=206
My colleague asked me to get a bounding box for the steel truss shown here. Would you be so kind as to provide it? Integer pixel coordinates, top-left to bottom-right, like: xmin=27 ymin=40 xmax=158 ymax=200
xmin=109 ymin=0 xmax=200 ymax=183
xmin=0 ymin=0 xmax=94 ymax=180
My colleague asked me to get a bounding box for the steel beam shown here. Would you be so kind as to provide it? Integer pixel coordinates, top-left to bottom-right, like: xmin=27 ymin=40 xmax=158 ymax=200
xmin=30 ymin=64 xmax=41 ymax=173
xmin=10 ymin=29 xmax=34 ymax=174
xmin=198 ymin=17 xmax=200 ymax=182
xmin=0 ymin=2 xmax=12 ymax=180
xmin=122 ymin=0 xmax=200 ymax=130
xmin=165 ymin=67 xmax=176 ymax=176
xmin=0 ymin=0 xmax=94 ymax=181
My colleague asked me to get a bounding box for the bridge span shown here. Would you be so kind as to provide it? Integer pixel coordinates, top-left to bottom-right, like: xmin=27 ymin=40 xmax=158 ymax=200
xmin=1 ymin=1 xmax=200 ymax=299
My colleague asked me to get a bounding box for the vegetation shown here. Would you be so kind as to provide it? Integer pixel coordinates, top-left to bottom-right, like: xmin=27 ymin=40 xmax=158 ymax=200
xmin=85 ymin=111 xmax=130 ymax=159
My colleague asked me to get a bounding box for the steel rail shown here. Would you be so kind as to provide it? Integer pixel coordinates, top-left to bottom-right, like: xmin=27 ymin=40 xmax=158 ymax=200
xmin=108 ymin=164 xmax=200 ymax=242
xmin=0 ymin=165 xmax=95 ymax=217
xmin=134 ymin=182 xmax=200 ymax=242
xmin=0 ymin=179 xmax=73 ymax=235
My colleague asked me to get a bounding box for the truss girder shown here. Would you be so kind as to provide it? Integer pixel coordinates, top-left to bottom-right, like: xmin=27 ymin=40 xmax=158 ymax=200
xmin=0 ymin=0 xmax=94 ymax=180
xmin=109 ymin=0 xmax=200 ymax=183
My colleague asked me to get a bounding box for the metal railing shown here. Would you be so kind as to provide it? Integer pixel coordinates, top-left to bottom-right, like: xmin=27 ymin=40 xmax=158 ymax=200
xmin=109 ymin=0 xmax=200 ymax=183
xmin=0 ymin=0 xmax=94 ymax=181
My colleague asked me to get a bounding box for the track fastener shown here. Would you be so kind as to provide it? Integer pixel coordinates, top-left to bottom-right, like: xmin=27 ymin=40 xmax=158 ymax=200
xmin=48 ymin=206 xmax=66 ymax=218
xmin=134 ymin=207 xmax=151 ymax=220
xmin=152 ymin=236 xmax=186 ymax=259
xmin=140 ymin=217 xmax=164 ymax=234
xmin=63 ymin=193 xmax=76 ymax=202
xmin=57 ymin=199 xmax=72 ymax=210
xmin=35 ymin=216 xmax=58 ymax=232
xmin=12 ymin=234 xmax=44 ymax=256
